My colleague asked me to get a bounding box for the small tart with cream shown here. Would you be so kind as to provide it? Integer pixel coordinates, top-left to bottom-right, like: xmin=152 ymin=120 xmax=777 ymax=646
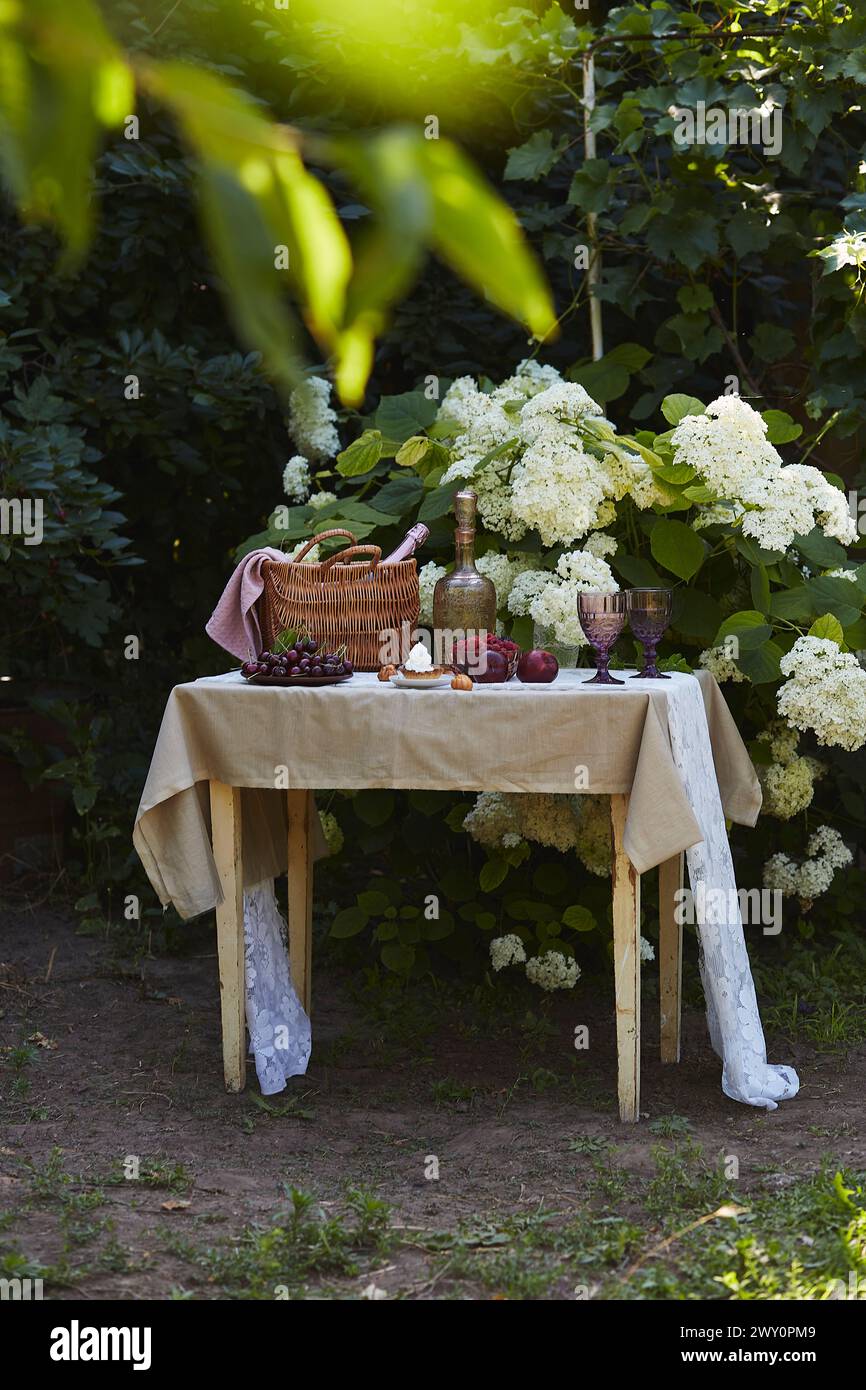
xmin=398 ymin=641 xmax=445 ymax=680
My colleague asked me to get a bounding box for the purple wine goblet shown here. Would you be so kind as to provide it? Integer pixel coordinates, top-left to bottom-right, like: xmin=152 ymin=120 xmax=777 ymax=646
xmin=577 ymin=591 xmax=627 ymax=685
xmin=628 ymin=588 xmax=672 ymax=679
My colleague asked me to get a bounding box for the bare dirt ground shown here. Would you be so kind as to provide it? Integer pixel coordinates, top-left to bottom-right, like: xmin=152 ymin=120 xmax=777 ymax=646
xmin=1 ymin=899 xmax=864 ymax=1300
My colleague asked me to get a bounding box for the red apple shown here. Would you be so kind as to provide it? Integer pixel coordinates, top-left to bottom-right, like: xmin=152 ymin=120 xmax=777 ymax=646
xmin=474 ymin=650 xmax=509 ymax=683
xmin=517 ymin=649 xmax=559 ymax=683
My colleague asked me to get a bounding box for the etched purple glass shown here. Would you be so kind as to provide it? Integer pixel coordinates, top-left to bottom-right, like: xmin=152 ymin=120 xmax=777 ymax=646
xmin=628 ymin=588 xmax=672 ymax=679
xmin=577 ymin=591 xmax=627 ymax=685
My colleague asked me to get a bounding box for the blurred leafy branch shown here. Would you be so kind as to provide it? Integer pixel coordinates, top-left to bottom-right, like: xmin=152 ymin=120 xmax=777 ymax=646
xmin=0 ymin=0 xmax=555 ymax=405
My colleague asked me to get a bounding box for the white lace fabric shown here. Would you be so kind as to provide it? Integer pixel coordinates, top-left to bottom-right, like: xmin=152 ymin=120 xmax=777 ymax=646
xmin=243 ymin=881 xmax=310 ymax=1094
xmin=663 ymin=675 xmax=799 ymax=1109
xmin=238 ymin=674 xmax=797 ymax=1110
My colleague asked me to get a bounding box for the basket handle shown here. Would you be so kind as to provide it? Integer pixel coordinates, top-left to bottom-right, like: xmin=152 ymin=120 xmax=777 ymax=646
xmin=320 ymin=544 xmax=382 ymax=577
xmin=289 ymin=528 xmax=357 ymax=563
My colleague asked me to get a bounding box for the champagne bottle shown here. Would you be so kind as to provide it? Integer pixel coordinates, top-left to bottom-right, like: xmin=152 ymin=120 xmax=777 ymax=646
xmin=432 ymin=489 xmax=496 ymax=655
xmin=380 ymin=522 xmax=429 ymax=563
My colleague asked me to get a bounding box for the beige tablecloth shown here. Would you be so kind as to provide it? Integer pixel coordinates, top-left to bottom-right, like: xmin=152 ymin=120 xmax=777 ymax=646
xmin=133 ymin=669 xmax=760 ymax=919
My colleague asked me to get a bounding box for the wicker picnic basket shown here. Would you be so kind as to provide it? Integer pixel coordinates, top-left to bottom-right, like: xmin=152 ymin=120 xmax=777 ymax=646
xmin=258 ymin=529 xmax=420 ymax=671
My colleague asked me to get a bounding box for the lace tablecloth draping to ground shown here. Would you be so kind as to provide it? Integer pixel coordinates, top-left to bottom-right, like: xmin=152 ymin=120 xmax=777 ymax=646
xmin=664 ymin=677 xmax=798 ymax=1110
xmin=134 ymin=669 xmax=797 ymax=1104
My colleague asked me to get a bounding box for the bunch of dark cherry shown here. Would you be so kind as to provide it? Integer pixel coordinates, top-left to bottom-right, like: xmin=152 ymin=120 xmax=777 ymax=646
xmin=241 ymin=639 xmax=353 ymax=680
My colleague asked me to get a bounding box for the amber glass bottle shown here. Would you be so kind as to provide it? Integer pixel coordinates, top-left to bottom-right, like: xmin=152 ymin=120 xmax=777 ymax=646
xmin=432 ymin=489 xmax=496 ymax=657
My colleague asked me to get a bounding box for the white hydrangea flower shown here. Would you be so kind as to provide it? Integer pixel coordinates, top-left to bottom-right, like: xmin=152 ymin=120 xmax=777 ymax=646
xmin=507 ymin=569 xmax=553 ymax=617
xmin=640 ymin=936 xmax=655 ymax=963
xmin=526 ymin=951 xmax=581 ymax=991
xmin=475 ymin=551 xmax=538 ymax=607
xmin=583 ymin=531 xmax=618 ymax=560
xmin=777 ymin=636 xmax=866 ymax=751
xmin=507 ymin=548 xmax=618 ymax=648
xmin=755 ymin=721 xmax=824 ymax=820
xmin=462 ymin=791 xmax=521 ymax=848
xmin=490 ymin=934 xmax=527 ymax=971
xmin=288 ymin=376 xmax=341 ymax=460
xmin=282 ymin=454 xmax=311 ymax=503
xmin=698 ymin=645 xmax=749 ymax=684
xmin=417 ymin=560 xmax=446 ymax=625
xmin=670 ymin=396 xmax=857 ymax=550
xmin=763 ymin=825 xmax=852 ymax=906
xmin=308 ymin=489 xmax=338 ymax=511
xmin=574 ymin=795 xmax=611 ymax=876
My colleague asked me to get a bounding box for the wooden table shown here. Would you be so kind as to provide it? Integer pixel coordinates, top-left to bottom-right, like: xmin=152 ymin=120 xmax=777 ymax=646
xmin=208 ymin=780 xmax=684 ymax=1123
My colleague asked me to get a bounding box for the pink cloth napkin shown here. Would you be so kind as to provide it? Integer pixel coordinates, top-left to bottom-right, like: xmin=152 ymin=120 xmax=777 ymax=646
xmin=206 ymin=547 xmax=286 ymax=662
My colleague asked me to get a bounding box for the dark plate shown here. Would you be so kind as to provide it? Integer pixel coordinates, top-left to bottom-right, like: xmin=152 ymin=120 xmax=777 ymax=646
xmin=243 ymin=672 xmax=353 ymax=687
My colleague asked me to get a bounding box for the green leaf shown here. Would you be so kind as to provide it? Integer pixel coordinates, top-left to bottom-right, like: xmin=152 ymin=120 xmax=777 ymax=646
xmin=381 ymin=943 xmax=415 ymax=973
xmin=336 ymin=429 xmax=384 ymax=477
xmin=330 ymin=906 xmax=369 ymax=939
xmin=677 ymin=285 xmax=713 ymax=313
xmin=806 ymin=576 xmax=862 ymax=629
xmin=808 ymin=614 xmax=844 ymax=645
xmin=352 ymin=790 xmax=395 ymax=826
xmin=368 ymin=475 xmax=424 ymax=514
xmin=480 ymin=858 xmax=509 ymax=893
xmin=562 ymin=905 xmax=596 ymax=933
xmin=418 ymin=484 xmax=457 ymax=521
xmin=671 ymin=588 xmax=724 ymax=644
xmin=794 ymin=528 xmax=848 ymax=569
xmin=422 ymin=912 xmax=455 ymax=942
xmin=763 ymin=410 xmax=802 ymax=445
xmin=661 ymin=394 xmax=705 ymax=426
xmin=750 ymin=323 xmax=796 ymax=363
xmin=395 ymin=435 xmax=433 ymax=469
xmin=650 ymin=518 xmax=706 ymax=580
xmin=769 ymin=586 xmax=815 ymax=622
xmin=504 ymin=130 xmax=565 ymax=182
xmin=737 ymin=640 xmax=783 ymax=685
xmin=726 ymin=210 xmax=771 ymax=258
xmin=418 ymin=136 xmax=554 ymax=338
xmin=357 ymin=890 xmax=392 ymax=915
xmin=567 ymin=158 xmax=614 ymax=214
xmin=568 ymin=344 xmax=650 ymax=404
xmin=374 ymin=390 xmax=439 ymax=443
xmin=750 ymin=565 xmax=771 ymax=615
xmin=611 ymin=554 xmax=665 ymax=588
xmin=715 ymin=611 xmax=773 ymax=651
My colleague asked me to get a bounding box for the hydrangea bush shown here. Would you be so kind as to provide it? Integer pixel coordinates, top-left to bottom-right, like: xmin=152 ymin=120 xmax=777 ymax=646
xmin=243 ymin=362 xmax=865 ymax=986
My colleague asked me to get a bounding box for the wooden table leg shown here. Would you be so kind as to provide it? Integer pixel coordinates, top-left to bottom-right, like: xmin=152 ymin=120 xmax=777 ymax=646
xmin=287 ymin=789 xmax=313 ymax=1016
xmin=659 ymin=851 xmax=684 ymax=1064
xmin=610 ymin=793 xmax=640 ymax=1123
xmin=209 ymin=780 xmax=246 ymax=1093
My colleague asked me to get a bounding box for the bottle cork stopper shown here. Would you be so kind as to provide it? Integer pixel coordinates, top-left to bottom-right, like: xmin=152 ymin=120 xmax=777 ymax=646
xmin=453 ymin=488 xmax=477 ymax=527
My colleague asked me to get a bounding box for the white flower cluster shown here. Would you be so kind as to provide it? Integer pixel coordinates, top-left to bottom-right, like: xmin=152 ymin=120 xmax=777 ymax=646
xmin=698 ymin=644 xmax=749 ymax=684
xmin=640 ymin=936 xmax=655 ymax=963
xmin=777 ymin=636 xmax=866 ymax=751
xmin=755 ymin=721 xmax=824 ymax=821
xmin=318 ymin=810 xmax=344 ymax=856
xmin=573 ymin=795 xmax=612 ymax=877
xmin=418 ymin=560 xmax=446 ymax=624
xmin=475 ymin=551 xmax=538 ymax=608
xmin=489 ymin=934 xmax=527 ymax=971
xmin=670 ymin=396 xmax=857 ymax=552
xmin=463 ymin=791 xmax=610 ymax=876
xmin=282 ymin=454 xmax=311 ymax=503
xmin=287 ymin=376 xmax=341 ymax=460
xmin=308 ymin=489 xmax=338 ymax=511
xmin=508 ymin=547 xmax=619 ymax=648
xmin=525 ymin=951 xmax=581 ymax=991
xmin=763 ymin=825 xmax=853 ymax=906
xmin=438 ymin=363 xmax=654 ymax=547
